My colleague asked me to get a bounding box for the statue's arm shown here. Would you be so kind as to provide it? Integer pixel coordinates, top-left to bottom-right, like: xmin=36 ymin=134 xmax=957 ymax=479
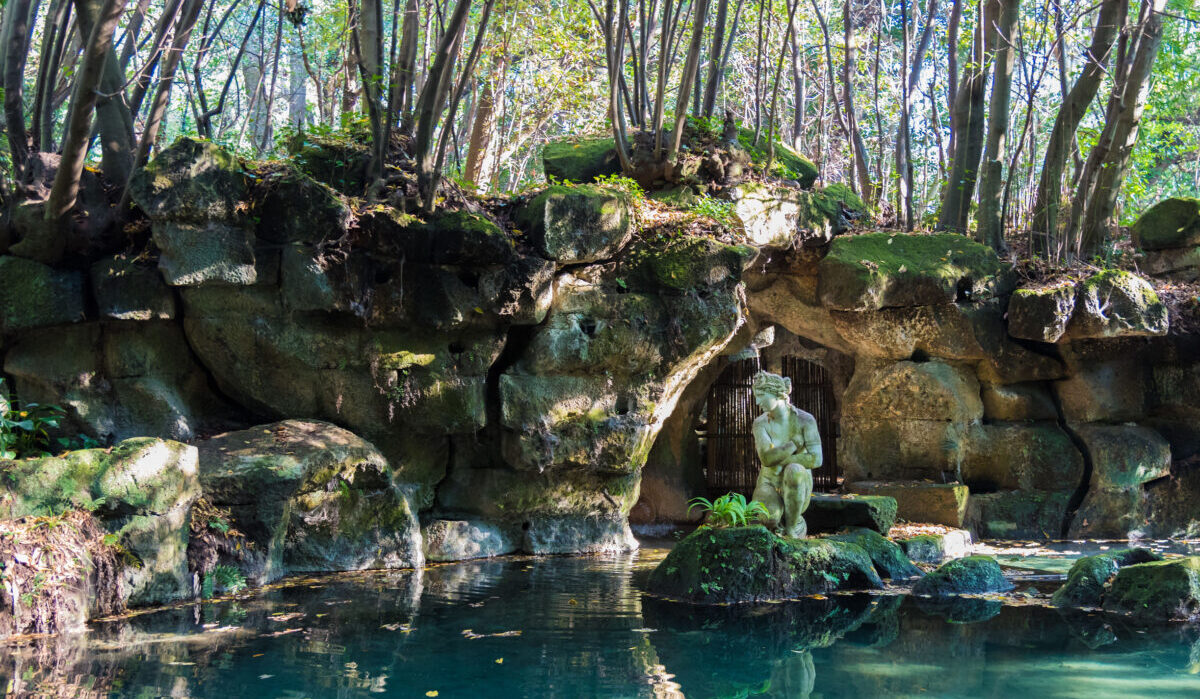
xmin=754 ymin=419 xmax=795 ymax=468
xmin=795 ymin=414 xmax=822 ymax=470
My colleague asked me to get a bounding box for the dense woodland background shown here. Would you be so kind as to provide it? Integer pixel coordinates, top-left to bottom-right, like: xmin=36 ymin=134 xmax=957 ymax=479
xmin=0 ymin=0 xmax=1197 ymax=261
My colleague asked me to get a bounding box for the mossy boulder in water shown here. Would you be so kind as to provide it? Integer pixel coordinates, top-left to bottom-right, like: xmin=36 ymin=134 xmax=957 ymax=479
xmin=0 ymin=255 xmax=85 ymax=334
xmin=197 ymin=420 xmax=422 ymax=583
xmin=1007 ymin=283 xmax=1076 ymax=343
xmin=515 ymin=184 xmax=633 ymax=263
xmin=1066 ymin=270 xmax=1168 ymax=339
xmin=1051 ymin=548 xmax=1162 ymax=608
xmin=1103 ymin=556 xmax=1200 ymax=621
xmin=646 ymin=526 xmax=883 ymax=604
xmin=817 ymin=233 xmax=1006 ymax=311
xmin=911 ymin=555 xmax=1014 ymax=596
xmin=826 ymin=527 xmax=921 ymax=579
xmin=542 ymin=136 xmax=621 ymax=183
xmin=1133 ymin=197 xmax=1200 ymax=250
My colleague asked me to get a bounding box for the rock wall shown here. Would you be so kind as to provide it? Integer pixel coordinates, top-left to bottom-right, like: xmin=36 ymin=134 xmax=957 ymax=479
xmin=3 ymin=138 xmax=1199 ymax=617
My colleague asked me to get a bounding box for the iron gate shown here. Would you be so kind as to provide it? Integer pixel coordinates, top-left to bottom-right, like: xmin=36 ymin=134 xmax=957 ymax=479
xmin=703 ymin=356 xmax=839 ymax=497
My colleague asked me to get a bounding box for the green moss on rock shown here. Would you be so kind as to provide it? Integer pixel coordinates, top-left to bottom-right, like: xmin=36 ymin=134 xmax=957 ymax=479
xmin=735 ymin=127 xmax=818 ymax=187
xmin=1067 ymin=269 xmax=1168 ymax=338
xmin=647 ymin=526 xmax=883 ymax=604
xmin=1051 ymin=548 xmax=1162 ymax=608
xmin=542 ymin=136 xmax=622 ymax=183
xmin=817 ymin=232 xmax=1006 ymax=311
xmin=805 ymin=494 xmax=898 ymax=534
xmin=0 ymin=256 xmax=85 ymax=334
xmin=624 ymin=236 xmax=754 ymax=292
xmin=129 ymin=137 xmax=249 ymax=222
xmin=1103 ymin=556 xmax=1200 ymax=621
xmin=514 ymin=183 xmax=633 ymax=262
xmin=911 ymin=555 xmax=1014 ymax=596
xmin=827 ymin=527 xmax=921 ymax=580
xmin=1133 ymin=197 xmax=1200 ymax=251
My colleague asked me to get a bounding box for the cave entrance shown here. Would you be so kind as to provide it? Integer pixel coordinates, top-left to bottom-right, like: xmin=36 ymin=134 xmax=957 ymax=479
xmin=702 ymin=355 xmax=840 ymax=497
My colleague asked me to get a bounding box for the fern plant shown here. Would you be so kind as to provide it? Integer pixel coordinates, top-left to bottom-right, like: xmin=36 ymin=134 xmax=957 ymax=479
xmin=687 ymin=492 xmax=771 ymax=528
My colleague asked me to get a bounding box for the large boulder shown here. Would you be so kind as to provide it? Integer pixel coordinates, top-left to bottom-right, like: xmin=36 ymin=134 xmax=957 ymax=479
xmin=197 ymin=420 xmax=422 ymax=583
xmin=1066 ymin=270 xmax=1168 ymax=339
xmin=962 ymin=423 xmax=1084 ymax=493
xmin=1067 ymin=424 xmax=1170 ymax=539
xmin=255 ymin=168 xmax=352 ymax=244
xmin=964 ymin=490 xmax=1071 ymax=539
xmin=898 ymin=530 xmax=972 ymax=563
xmin=0 ymin=256 xmax=85 ymax=335
xmin=1103 ymin=557 xmax=1200 ymax=621
xmin=1141 ymin=246 xmax=1200 ymax=279
xmin=980 ymin=382 xmax=1058 ymax=421
xmin=0 ymin=438 xmax=200 ymax=606
xmin=541 ymin=135 xmax=621 ymax=183
xmin=1133 ymin=197 xmax=1200 ymax=250
xmin=422 ymin=519 xmax=518 ymax=562
xmin=515 ymin=184 xmax=633 ymax=263
xmin=1054 ymin=355 xmax=1148 ymax=423
xmin=729 ymin=183 xmax=844 ymax=248
xmin=1051 ymin=548 xmax=1162 ymax=608
xmin=826 ymin=527 xmax=921 ymax=579
xmin=816 ymin=233 xmax=1006 ymax=311
xmin=1007 ymin=283 xmax=1075 ymax=343
xmin=91 ymin=254 xmax=176 ymax=320
xmin=646 ymin=526 xmax=883 ymax=604
xmin=151 ymin=220 xmax=258 ymax=286
xmin=522 ymin=513 xmax=638 ymax=554
xmin=842 ymin=360 xmax=982 ymax=422
xmin=911 ymin=555 xmax=1014 ymax=596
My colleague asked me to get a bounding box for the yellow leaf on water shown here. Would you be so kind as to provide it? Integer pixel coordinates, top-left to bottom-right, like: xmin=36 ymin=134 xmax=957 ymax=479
xmin=568 ymin=598 xmax=578 ymax=605
xmin=495 ymin=658 xmax=504 ymax=664
xmin=426 ymin=692 xmax=439 ymax=697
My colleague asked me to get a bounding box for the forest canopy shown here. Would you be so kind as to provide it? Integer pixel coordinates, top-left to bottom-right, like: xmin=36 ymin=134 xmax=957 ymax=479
xmin=0 ymin=0 xmax=1197 ymax=260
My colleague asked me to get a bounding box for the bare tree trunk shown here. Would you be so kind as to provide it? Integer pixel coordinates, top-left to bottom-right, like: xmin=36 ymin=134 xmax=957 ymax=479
xmin=766 ymin=0 xmax=799 ymax=170
xmin=288 ymin=34 xmax=307 ymax=128
xmin=946 ymin=0 xmax=962 ymax=160
xmin=790 ymin=28 xmax=805 ymax=150
xmin=30 ymin=0 xmax=128 ymax=263
xmin=35 ymin=0 xmax=72 ymax=151
xmin=701 ymin=0 xmax=729 ymax=117
xmin=1075 ymin=0 xmax=1168 ymax=255
xmin=354 ymin=0 xmax=386 ymax=192
xmin=74 ymin=0 xmax=136 ymax=186
xmin=1030 ymin=0 xmax=1127 ymax=251
xmin=842 ymin=0 xmax=873 ymax=201
xmin=463 ymin=50 xmax=505 ymax=187
xmin=669 ymin=0 xmax=710 ymax=159
xmin=974 ymin=0 xmax=1019 ymax=250
xmin=4 ymin=0 xmax=38 ymax=177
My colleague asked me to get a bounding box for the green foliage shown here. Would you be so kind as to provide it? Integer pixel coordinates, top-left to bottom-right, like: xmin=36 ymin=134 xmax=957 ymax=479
xmin=689 ymin=195 xmax=737 ymax=227
xmin=202 ymin=564 xmax=248 ymax=598
xmin=687 ymin=492 xmax=771 ymax=528
xmin=593 ymin=173 xmax=646 ymax=205
xmin=0 ymin=379 xmax=66 ymax=460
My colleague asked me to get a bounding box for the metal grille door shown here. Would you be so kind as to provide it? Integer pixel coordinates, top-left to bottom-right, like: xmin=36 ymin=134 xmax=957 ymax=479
xmin=703 ymin=357 xmax=761 ymax=497
xmin=783 ymin=356 xmax=840 ymax=491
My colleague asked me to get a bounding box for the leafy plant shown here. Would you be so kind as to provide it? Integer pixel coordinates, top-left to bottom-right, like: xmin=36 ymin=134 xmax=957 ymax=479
xmin=593 ymin=173 xmax=646 ymax=205
xmin=687 ymin=492 xmax=771 ymax=528
xmin=201 ymin=564 xmax=248 ymax=598
xmin=689 ymin=195 xmax=738 ymax=227
xmin=1 ymin=379 xmax=66 ymax=459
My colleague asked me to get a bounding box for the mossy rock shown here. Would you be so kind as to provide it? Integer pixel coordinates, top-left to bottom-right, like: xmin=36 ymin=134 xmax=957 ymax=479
xmin=395 ymin=210 xmax=515 ymax=265
xmin=514 ymin=184 xmax=633 ymax=263
xmin=255 ymin=168 xmax=352 ymax=244
xmin=817 ymin=232 xmax=1006 ymax=311
xmin=821 ymin=183 xmax=866 ymax=215
xmin=734 ymin=127 xmax=818 ymax=188
xmin=827 ymin=527 xmax=921 ymax=580
xmin=289 ymin=134 xmax=371 ymax=195
xmin=1007 ymin=283 xmax=1076 ymax=343
xmin=805 ymin=494 xmax=898 ymax=534
xmin=964 ymin=490 xmax=1071 ymax=539
xmin=1103 ymin=556 xmax=1200 ymax=621
xmin=1051 ymin=548 xmax=1162 ymax=608
xmin=1133 ymin=197 xmax=1200 ymax=251
xmin=542 ymin=135 xmax=621 ymax=184
xmin=129 ymin=137 xmax=249 ymax=222
xmin=911 ymin=555 xmax=1014 ymax=596
xmin=1067 ymin=270 xmax=1168 ymax=339
xmin=646 ymin=525 xmax=883 ymax=604
xmin=622 ymin=236 xmax=754 ymax=292
xmin=0 ymin=255 xmax=85 ymax=334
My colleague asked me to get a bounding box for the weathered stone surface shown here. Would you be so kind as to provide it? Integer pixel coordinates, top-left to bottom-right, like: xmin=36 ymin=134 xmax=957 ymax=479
xmin=730 ymin=184 xmax=842 ymax=248
xmin=1066 ymin=270 xmax=1168 ymax=339
xmin=541 ymin=135 xmax=621 ymax=183
xmin=152 ymin=220 xmax=257 ymax=286
xmin=744 ymin=273 xmax=854 ymax=353
xmin=1146 ymin=466 xmax=1200 ymax=539
xmin=422 ymin=519 xmax=518 ymax=561
xmin=646 ymin=526 xmax=883 ymax=604
xmin=197 ymin=420 xmax=422 ymax=582
xmin=129 ymin=137 xmax=249 ymax=222
xmin=980 ymin=382 xmax=1058 ymax=421
xmin=1051 ymin=548 xmax=1162 ymax=608
xmin=845 ymin=481 xmax=969 ymax=527
xmin=290 ymin=134 xmax=371 ymax=194
xmin=1142 ymin=246 xmax=1200 ymax=278
xmin=0 ymin=439 xmax=200 ymax=606
xmin=965 ymin=490 xmax=1071 ymax=539
xmin=0 ymin=256 xmax=85 ymax=334
xmin=1103 ymin=557 xmax=1200 ymax=621
xmin=91 ymin=254 xmax=176 ymax=320
xmin=1076 ymin=424 xmax=1172 ymax=489
xmin=840 ymin=416 xmax=972 ymax=482
xmin=1133 ymin=197 xmax=1200 ymax=251
xmin=829 ymin=305 xmax=983 ymax=360
xmin=805 ymin=494 xmax=898 ymax=534
xmin=962 ymin=423 xmax=1084 ymax=493
xmin=1054 ymin=357 xmax=1147 ymax=422
xmin=842 ymin=360 xmax=982 ymax=422
xmin=1007 ymin=284 xmax=1075 ymax=343
xmin=817 ymin=233 xmax=1006 ymax=311
xmin=368 ymin=209 xmax=516 ymax=266
xmin=255 ymin=169 xmax=352 ymax=244
xmin=899 ymin=530 xmax=972 ymax=563
xmin=827 ymin=527 xmax=921 ymax=580
xmin=911 ymin=555 xmax=1014 ymax=596
xmin=523 ymin=513 xmax=638 ymax=554
xmin=4 ymin=322 xmax=223 ymax=443
xmin=516 ymin=184 xmax=633 ymax=263
xmin=1069 ymin=487 xmax=1149 ymax=539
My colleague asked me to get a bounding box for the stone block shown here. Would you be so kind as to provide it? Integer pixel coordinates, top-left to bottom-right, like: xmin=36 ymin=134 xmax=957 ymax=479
xmin=91 ymin=254 xmax=176 ymax=320
xmin=845 ymin=481 xmax=969 ymax=527
xmin=805 ymin=494 xmax=897 ymax=534
xmin=0 ymin=256 xmax=85 ymax=334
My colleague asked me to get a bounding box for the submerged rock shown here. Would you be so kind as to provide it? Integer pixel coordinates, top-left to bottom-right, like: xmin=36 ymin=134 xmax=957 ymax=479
xmin=1051 ymin=548 xmax=1162 ymax=608
xmin=1103 ymin=556 xmax=1200 ymax=621
xmin=827 ymin=527 xmax=921 ymax=580
xmin=911 ymin=555 xmax=1014 ymax=597
xmin=197 ymin=420 xmax=422 ymax=583
xmin=422 ymin=519 xmax=518 ymax=562
xmin=646 ymin=526 xmax=883 ymax=604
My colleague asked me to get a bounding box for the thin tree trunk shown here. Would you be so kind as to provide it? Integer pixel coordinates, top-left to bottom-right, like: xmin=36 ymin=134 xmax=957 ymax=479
xmin=669 ymin=0 xmax=710 ymax=159
xmin=974 ymin=0 xmax=1019 ymax=249
xmin=701 ymin=0 xmax=729 ymax=116
xmin=946 ymin=0 xmax=962 ymax=159
xmin=36 ymin=0 xmax=72 ymax=151
xmin=842 ymin=0 xmax=873 ymax=201
xmin=74 ymin=0 xmax=136 ymax=186
xmin=4 ymin=0 xmax=38 ymax=177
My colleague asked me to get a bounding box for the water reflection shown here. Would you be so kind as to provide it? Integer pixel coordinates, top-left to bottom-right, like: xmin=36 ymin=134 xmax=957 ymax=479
xmin=0 ymin=552 xmax=1199 ymax=698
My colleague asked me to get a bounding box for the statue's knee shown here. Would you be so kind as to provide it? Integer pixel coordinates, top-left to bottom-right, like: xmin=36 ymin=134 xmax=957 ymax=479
xmin=783 ymin=463 xmax=806 ymax=486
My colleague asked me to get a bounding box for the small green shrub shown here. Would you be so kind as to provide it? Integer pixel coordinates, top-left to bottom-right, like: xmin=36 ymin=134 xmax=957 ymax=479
xmin=201 ymin=564 xmax=248 ymax=598
xmin=0 ymin=379 xmax=66 ymax=460
xmin=593 ymin=173 xmax=646 ymax=205
xmin=690 ymin=195 xmax=737 ymax=227
xmin=687 ymin=492 xmax=771 ymax=528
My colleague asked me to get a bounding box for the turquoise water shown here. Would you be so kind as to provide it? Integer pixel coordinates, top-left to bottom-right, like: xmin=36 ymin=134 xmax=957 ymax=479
xmin=3 ymin=547 xmax=1200 ymax=698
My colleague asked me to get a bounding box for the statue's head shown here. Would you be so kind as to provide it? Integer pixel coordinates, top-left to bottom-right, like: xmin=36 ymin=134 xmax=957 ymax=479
xmin=752 ymin=371 xmax=791 ymax=411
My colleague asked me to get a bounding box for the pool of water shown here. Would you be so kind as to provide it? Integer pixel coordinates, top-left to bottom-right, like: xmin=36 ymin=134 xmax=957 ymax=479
xmin=3 ymin=545 xmax=1200 ymax=698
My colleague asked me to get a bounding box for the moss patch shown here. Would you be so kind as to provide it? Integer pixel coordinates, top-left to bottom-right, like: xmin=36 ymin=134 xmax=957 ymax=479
xmin=1051 ymin=548 xmax=1162 ymax=608
xmin=912 ymin=555 xmax=1014 ymax=596
xmin=542 ymin=136 xmax=622 ymax=183
xmin=1133 ymin=197 xmax=1200 ymax=250
xmin=1103 ymin=556 xmax=1200 ymax=621
xmin=826 ymin=528 xmax=921 ymax=580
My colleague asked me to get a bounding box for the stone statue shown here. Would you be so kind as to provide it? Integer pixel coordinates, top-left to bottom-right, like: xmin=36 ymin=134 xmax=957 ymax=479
xmin=750 ymin=371 xmax=822 ymax=538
